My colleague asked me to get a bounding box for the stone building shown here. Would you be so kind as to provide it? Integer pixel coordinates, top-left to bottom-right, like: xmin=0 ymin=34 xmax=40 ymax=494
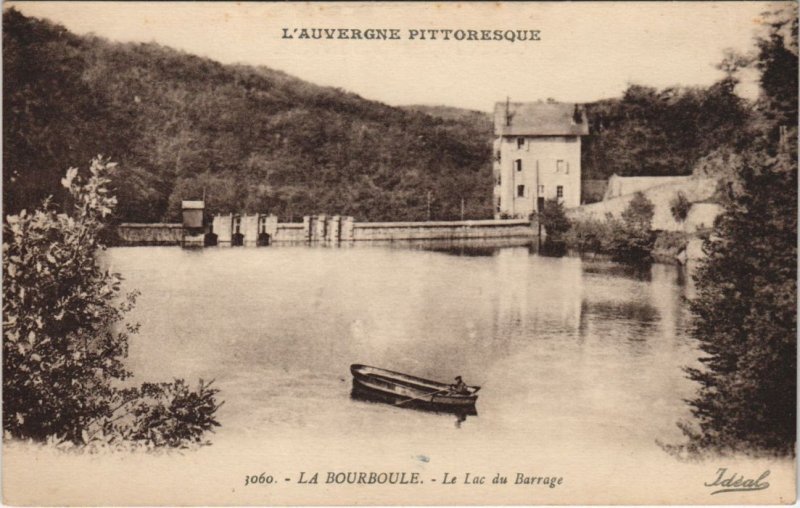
xmin=181 ymin=200 xmax=206 ymax=247
xmin=181 ymin=201 xmax=204 ymax=228
xmin=493 ymin=100 xmax=589 ymax=218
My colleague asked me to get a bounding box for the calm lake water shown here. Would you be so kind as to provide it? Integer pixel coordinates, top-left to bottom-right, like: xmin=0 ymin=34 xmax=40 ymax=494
xmin=108 ymin=243 xmax=701 ymax=453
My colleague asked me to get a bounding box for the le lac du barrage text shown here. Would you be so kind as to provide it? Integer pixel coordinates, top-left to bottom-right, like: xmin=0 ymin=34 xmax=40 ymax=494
xmin=244 ymin=471 xmax=563 ymax=488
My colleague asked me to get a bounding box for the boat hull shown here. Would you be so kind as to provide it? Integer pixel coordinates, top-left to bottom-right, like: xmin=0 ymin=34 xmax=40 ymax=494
xmin=350 ymin=364 xmax=479 ymax=415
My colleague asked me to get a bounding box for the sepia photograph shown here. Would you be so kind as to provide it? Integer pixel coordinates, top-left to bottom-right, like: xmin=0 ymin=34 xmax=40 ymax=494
xmin=2 ymin=1 xmax=797 ymax=505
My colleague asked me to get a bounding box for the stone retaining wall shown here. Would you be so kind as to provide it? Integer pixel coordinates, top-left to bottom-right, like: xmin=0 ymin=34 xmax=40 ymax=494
xmin=566 ymin=177 xmax=721 ymax=233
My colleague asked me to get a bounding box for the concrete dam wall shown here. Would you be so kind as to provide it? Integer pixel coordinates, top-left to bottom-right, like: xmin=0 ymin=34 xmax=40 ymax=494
xmin=115 ymin=215 xmax=537 ymax=247
xmin=115 ymin=223 xmax=184 ymax=245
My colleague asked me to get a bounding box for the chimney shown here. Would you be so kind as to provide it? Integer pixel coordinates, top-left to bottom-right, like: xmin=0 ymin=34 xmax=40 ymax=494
xmin=573 ymin=104 xmax=584 ymax=124
xmin=505 ymin=96 xmax=512 ymax=127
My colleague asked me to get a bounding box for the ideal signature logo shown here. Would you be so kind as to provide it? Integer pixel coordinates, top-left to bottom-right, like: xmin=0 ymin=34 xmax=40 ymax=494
xmin=704 ymin=468 xmax=770 ymax=495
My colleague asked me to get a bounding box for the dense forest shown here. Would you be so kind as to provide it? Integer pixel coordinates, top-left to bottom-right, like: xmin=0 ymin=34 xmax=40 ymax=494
xmin=4 ymin=9 xmax=750 ymax=223
xmin=582 ymin=80 xmax=750 ymax=179
xmin=3 ymin=9 xmax=492 ymax=222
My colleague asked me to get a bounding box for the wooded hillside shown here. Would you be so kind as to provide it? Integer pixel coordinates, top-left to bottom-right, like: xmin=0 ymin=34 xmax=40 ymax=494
xmin=4 ymin=9 xmax=492 ymax=222
xmin=4 ymin=9 xmax=750 ymax=222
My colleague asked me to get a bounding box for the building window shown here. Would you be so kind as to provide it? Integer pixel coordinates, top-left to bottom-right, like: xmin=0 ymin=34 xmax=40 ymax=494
xmin=517 ymin=185 xmax=525 ymax=198
xmin=557 ymin=185 xmax=564 ymax=198
xmin=538 ymin=185 xmax=544 ymax=195
xmin=258 ymin=215 xmax=268 ymax=234
xmin=556 ymin=160 xmax=565 ymax=173
xmin=515 ymin=159 xmax=522 ymax=172
xmin=495 ymin=196 xmax=501 ymax=213
xmin=233 ymin=216 xmax=242 ymax=234
xmin=517 ymin=137 xmax=525 ymax=149
xmin=495 ymin=172 xmax=501 ymax=186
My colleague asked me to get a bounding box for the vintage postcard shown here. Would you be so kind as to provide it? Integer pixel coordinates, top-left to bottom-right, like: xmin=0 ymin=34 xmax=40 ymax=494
xmin=2 ymin=1 xmax=797 ymax=505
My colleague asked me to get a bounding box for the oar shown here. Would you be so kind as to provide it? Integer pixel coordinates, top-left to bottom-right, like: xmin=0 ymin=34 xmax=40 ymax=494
xmin=395 ymin=387 xmax=451 ymax=406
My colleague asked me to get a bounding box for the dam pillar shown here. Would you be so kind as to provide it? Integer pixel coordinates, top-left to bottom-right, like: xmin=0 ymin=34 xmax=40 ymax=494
xmin=341 ymin=216 xmax=355 ymax=242
xmin=303 ymin=216 xmax=312 ymax=243
xmin=313 ymin=214 xmax=327 ymax=243
xmin=257 ymin=214 xmax=278 ymax=246
xmin=242 ymin=214 xmax=259 ymax=247
xmin=327 ymin=215 xmax=341 ymax=244
xmin=213 ymin=214 xmax=233 ymax=246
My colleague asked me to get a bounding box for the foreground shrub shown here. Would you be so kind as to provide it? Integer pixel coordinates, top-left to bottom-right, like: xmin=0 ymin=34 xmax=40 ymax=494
xmin=668 ymin=5 xmax=797 ymax=457
xmin=670 ymin=191 xmax=691 ymax=223
xmin=653 ymin=231 xmax=690 ymax=258
xmin=563 ymin=217 xmax=613 ymax=254
xmin=606 ymin=192 xmax=656 ymax=262
xmin=675 ymin=149 xmax=796 ymax=456
xmin=3 ymin=157 xmax=222 ymax=448
xmin=539 ymin=198 xmax=571 ymax=242
xmin=564 ymin=193 xmax=656 ymax=262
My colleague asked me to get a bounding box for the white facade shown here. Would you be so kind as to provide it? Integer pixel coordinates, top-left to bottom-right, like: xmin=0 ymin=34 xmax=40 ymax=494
xmin=492 ymin=101 xmax=588 ymax=218
xmin=493 ymin=135 xmax=582 ymax=218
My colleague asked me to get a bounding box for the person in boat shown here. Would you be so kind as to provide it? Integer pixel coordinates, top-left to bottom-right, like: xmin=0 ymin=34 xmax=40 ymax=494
xmin=450 ymin=375 xmax=470 ymax=395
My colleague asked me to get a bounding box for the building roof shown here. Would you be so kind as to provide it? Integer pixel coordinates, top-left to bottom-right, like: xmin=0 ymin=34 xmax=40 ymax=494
xmin=494 ymin=101 xmax=589 ymax=136
xmin=181 ymin=200 xmax=205 ymax=210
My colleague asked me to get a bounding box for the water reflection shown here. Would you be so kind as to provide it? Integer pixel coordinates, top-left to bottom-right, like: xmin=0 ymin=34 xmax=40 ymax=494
xmin=580 ymin=301 xmax=658 ymax=356
xmin=349 ymin=387 xmax=478 ymax=421
xmin=110 ymin=243 xmax=699 ymax=452
xmin=537 ymin=240 xmax=567 ymax=258
xmin=373 ymin=238 xmax=534 ymax=257
xmin=582 ymin=259 xmax=654 ymax=281
xmin=581 ymin=300 xmax=659 ymax=325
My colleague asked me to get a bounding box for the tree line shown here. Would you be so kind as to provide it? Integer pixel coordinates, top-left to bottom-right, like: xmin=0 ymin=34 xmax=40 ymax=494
xmin=676 ymin=5 xmax=796 ymax=457
xmin=3 ymin=9 xmax=492 ymax=223
xmin=4 ymin=8 xmax=753 ymax=224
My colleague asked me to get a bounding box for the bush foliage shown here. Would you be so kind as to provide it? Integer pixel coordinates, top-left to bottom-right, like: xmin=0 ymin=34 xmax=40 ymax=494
xmin=563 ymin=218 xmax=613 ymax=254
xmin=563 ymin=193 xmax=655 ymax=262
xmin=652 ymin=231 xmax=690 ymax=258
xmin=679 ymin=148 xmax=796 ymax=456
xmin=669 ymin=191 xmax=691 ymax=223
xmin=539 ymin=199 xmax=571 ymax=242
xmin=3 ymin=158 xmax=222 ymax=448
xmin=607 ymin=192 xmax=656 ymax=262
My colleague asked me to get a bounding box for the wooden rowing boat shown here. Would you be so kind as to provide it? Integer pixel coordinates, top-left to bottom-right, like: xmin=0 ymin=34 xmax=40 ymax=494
xmin=350 ymin=364 xmax=480 ymax=414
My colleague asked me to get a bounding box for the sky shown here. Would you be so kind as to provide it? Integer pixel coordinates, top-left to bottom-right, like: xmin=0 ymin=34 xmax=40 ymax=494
xmin=9 ymin=1 xmax=772 ymax=111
